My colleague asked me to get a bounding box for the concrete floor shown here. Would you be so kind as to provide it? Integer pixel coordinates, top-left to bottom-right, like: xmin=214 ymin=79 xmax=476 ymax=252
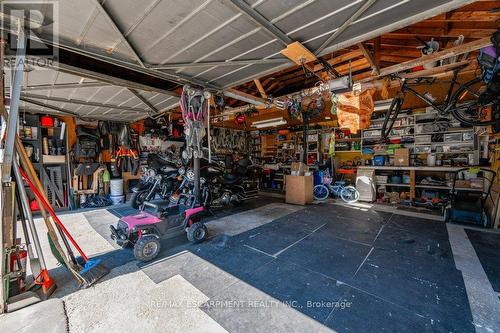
xmin=1 ymin=195 xmax=500 ymax=333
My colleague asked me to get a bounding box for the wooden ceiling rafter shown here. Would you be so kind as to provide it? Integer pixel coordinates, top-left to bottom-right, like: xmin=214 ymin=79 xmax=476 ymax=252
xmin=207 ymin=3 xmax=499 ymax=128
xmin=357 ymin=43 xmax=380 ymax=75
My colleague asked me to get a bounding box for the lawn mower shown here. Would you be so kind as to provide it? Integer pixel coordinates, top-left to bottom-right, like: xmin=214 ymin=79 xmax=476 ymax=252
xmin=444 ymin=167 xmax=496 ymax=227
xmin=110 ymin=196 xmax=208 ymax=261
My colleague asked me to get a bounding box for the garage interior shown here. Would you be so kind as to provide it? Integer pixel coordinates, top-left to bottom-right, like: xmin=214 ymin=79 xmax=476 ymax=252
xmin=1 ymin=0 xmax=500 ymax=332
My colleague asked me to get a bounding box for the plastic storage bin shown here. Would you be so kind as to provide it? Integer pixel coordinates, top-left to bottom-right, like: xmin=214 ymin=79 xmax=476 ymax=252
xmin=373 ymin=156 xmax=385 ymax=166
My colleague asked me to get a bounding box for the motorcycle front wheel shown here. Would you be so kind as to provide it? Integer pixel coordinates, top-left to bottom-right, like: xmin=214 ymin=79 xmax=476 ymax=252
xmin=130 ymin=191 xmax=149 ymax=209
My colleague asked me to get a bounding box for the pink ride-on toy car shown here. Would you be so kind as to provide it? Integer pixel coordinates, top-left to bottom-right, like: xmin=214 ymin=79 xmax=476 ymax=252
xmin=110 ymin=203 xmax=208 ymax=261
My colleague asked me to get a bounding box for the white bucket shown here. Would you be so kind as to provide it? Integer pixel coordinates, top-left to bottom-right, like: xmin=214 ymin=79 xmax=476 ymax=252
xmin=110 ymin=179 xmax=123 ymax=196
xmin=109 ymin=195 xmax=125 ymax=205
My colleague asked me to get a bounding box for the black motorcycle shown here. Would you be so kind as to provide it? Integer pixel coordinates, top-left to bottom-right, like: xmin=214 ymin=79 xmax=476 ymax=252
xmin=203 ymin=157 xmax=261 ymax=207
xmin=129 ymin=153 xmax=181 ymax=209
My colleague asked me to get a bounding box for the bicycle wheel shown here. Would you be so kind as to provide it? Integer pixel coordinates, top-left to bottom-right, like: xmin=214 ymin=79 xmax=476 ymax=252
xmin=313 ymin=184 xmax=330 ymax=201
xmin=340 ymin=186 xmax=360 ymax=203
xmin=381 ymin=95 xmax=403 ymax=139
xmin=449 ymin=77 xmax=500 ymax=126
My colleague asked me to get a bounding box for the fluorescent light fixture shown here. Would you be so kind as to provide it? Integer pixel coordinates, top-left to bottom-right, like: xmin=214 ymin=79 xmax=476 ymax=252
xmin=253 ymin=120 xmax=287 ymax=128
xmin=251 ymin=117 xmax=287 ymax=129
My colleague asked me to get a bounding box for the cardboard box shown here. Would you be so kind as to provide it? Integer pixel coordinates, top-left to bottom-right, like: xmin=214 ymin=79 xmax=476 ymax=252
xmin=393 ymin=148 xmax=409 ymax=166
xmin=285 ymin=175 xmax=313 ymax=205
xmin=290 ymin=162 xmax=308 ymax=176
xmin=455 ymin=180 xmax=470 ymax=188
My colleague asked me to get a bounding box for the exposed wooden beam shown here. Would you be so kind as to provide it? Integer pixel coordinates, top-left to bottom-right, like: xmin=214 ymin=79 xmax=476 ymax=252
xmin=386 ymin=29 xmax=496 ymax=39
xmin=361 ymin=66 xmax=478 ymax=91
xmin=410 ymin=21 xmax=497 ymax=30
xmin=380 ymin=48 xmax=423 ymax=58
xmin=311 ymin=50 xmax=364 ymax=72
xmin=400 ymin=60 xmax=470 ymax=79
xmin=426 ymin=10 xmax=500 ymax=22
xmin=380 ymin=55 xmax=417 ymax=64
xmin=266 ymin=81 xmax=283 ymax=93
xmin=253 ymin=79 xmax=268 ymax=99
xmin=364 ymin=37 xmax=492 ymax=80
xmin=281 ymin=60 xmax=370 ymax=86
xmin=318 ymin=58 xmax=369 ymax=75
xmin=223 ymin=104 xmax=266 ymax=115
xmin=357 ymin=43 xmax=380 ymax=75
xmin=459 ymin=1 xmax=500 ymax=12
xmin=374 ymin=37 xmax=381 ymax=69
xmin=273 ymin=56 xmax=368 ymax=86
xmin=443 ymin=11 xmax=452 ymax=48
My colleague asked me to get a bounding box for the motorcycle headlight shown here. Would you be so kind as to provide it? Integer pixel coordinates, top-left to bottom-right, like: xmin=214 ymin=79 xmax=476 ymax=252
xmin=178 ymin=167 xmax=185 ymax=175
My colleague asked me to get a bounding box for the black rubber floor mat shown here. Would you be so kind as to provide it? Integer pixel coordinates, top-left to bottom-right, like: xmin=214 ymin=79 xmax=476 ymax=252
xmin=465 ymin=228 xmax=500 ymax=293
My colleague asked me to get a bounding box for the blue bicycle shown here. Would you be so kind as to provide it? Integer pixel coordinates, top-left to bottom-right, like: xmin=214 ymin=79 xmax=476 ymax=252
xmin=313 ymin=174 xmax=359 ymax=203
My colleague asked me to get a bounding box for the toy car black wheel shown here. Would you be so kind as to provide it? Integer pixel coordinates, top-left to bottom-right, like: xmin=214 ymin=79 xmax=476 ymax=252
xmin=133 ymin=235 xmax=161 ymax=261
xmin=187 ymin=222 xmax=208 ymax=243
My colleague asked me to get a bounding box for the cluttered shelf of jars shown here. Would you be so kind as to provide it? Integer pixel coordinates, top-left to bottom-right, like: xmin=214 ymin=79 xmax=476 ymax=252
xmin=248 ymin=105 xmax=492 ymax=212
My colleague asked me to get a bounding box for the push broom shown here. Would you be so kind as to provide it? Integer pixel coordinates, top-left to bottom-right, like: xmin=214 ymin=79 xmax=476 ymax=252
xmin=19 ymin=167 xmax=109 ymax=288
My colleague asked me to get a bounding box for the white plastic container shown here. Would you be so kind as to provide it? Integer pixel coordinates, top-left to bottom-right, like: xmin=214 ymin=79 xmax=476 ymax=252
xmin=110 ymin=179 xmax=123 ymax=196
xmin=427 ymin=153 xmax=436 ymax=167
xmin=110 ymin=195 xmax=125 ymax=205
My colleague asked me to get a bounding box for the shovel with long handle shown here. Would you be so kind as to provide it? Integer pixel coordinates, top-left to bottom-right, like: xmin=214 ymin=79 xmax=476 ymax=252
xmin=13 ymin=159 xmax=44 ymax=280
